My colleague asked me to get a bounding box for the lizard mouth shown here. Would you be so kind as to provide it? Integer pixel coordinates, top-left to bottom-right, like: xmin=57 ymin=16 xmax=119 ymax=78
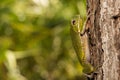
xmin=77 ymin=18 xmax=80 ymax=33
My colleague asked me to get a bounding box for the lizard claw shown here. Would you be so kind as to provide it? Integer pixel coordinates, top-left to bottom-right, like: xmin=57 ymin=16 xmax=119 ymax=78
xmin=83 ymin=71 xmax=99 ymax=80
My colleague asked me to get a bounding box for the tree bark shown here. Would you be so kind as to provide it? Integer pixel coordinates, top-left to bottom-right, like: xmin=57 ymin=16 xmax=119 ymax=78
xmin=87 ymin=0 xmax=120 ymax=80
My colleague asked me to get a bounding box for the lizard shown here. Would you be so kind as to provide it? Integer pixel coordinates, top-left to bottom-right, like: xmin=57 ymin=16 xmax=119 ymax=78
xmin=70 ymin=14 xmax=94 ymax=77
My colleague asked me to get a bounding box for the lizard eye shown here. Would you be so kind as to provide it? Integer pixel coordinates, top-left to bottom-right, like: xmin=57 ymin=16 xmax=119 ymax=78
xmin=71 ymin=20 xmax=76 ymax=25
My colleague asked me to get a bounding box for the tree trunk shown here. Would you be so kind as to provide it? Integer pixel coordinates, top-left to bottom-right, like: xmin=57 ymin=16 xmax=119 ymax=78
xmin=87 ymin=0 xmax=120 ymax=80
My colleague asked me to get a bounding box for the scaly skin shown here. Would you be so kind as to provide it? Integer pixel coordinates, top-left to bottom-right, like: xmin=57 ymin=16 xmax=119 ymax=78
xmin=70 ymin=15 xmax=93 ymax=74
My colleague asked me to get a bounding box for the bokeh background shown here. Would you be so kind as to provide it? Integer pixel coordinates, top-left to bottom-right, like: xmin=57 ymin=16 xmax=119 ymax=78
xmin=0 ymin=0 xmax=86 ymax=80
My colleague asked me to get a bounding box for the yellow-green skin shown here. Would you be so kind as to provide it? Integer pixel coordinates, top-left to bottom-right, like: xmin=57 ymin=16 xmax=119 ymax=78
xmin=70 ymin=15 xmax=93 ymax=74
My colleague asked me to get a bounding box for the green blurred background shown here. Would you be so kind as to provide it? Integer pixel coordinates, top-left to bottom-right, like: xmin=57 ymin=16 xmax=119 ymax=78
xmin=0 ymin=0 xmax=86 ymax=80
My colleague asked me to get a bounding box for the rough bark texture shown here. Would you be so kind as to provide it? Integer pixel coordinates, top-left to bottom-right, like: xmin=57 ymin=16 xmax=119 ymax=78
xmin=87 ymin=0 xmax=120 ymax=80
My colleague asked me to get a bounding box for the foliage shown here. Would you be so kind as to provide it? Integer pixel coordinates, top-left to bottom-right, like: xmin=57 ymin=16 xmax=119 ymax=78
xmin=0 ymin=0 xmax=86 ymax=80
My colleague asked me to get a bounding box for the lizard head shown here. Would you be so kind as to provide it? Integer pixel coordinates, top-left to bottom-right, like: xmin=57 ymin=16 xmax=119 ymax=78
xmin=71 ymin=15 xmax=83 ymax=33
